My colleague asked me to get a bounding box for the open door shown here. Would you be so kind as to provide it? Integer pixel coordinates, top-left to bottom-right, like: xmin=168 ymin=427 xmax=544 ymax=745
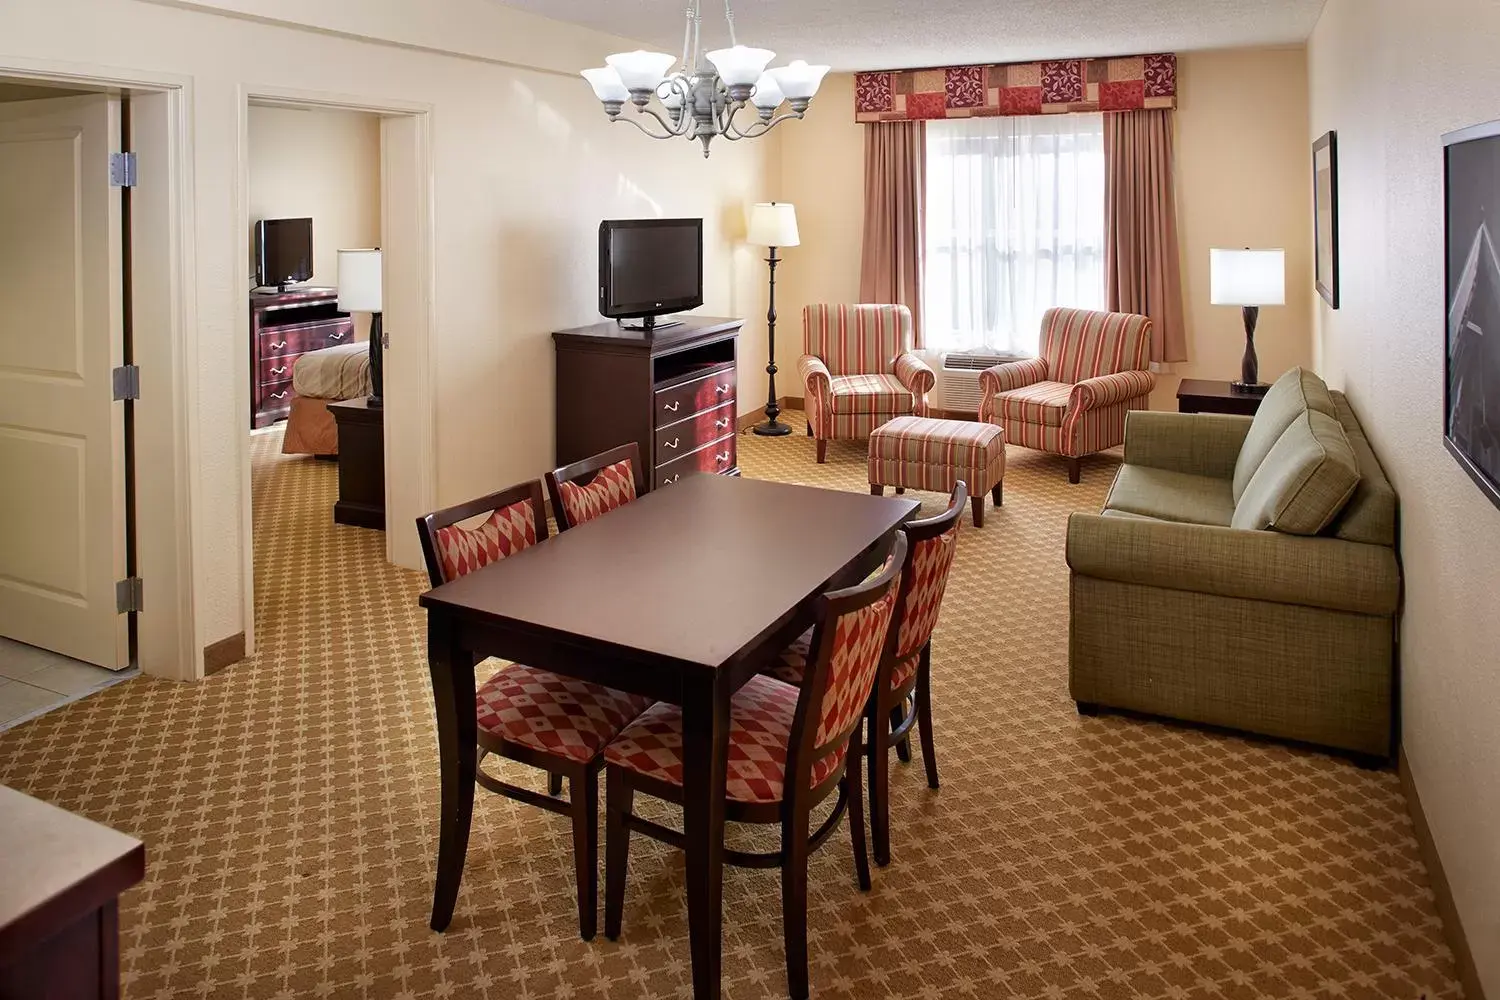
xmin=0 ymin=94 xmax=129 ymax=669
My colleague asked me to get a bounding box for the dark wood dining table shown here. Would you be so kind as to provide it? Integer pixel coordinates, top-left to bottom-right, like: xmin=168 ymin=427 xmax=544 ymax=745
xmin=419 ymin=472 xmax=918 ymax=1000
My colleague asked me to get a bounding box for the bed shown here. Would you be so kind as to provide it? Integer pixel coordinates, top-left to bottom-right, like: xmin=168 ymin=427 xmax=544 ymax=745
xmin=280 ymin=342 xmax=372 ymax=456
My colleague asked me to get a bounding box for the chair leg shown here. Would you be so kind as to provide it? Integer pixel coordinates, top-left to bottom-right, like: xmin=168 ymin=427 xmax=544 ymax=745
xmin=916 ymin=643 xmax=940 ymax=790
xmin=869 ymin=484 xmax=883 ymax=496
xmin=603 ymin=768 xmax=633 ymax=941
xmin=549 ymin=772 xmax=564 ymax=797
xmin=805 ymin=421 xmax=812 ymax=437
xmin=781 ymin=807 xmax=812 ymax=1000
xmin=871 ymin=705 xmax=894 ymax=868
xmin=846 ymin=721 xmax=872 ymax=892
xmin=892 ymin=704 xmax=911 ymax=764
xmin=894 ymin=487 xmax=905 ymax=495
xmin=569 ymin=769 xmax=598 ymax=941
xmin=991 ymin=481 xmax=1004 ymax=507
xmin=1066 ymin=457 xmax=1081 ymax=484
xmin=816 ymin=439 xmax=827 ymax=464
xmin=971 ymin=494 xmax=985 ymax=528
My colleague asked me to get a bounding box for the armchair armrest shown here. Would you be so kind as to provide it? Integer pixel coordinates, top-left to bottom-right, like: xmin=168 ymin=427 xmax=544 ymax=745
xmin=798 ymin=354 xmax=833 ymax=434
xmin=1066 ymin=513 xmax=1401 ymax=616
xmin=1123 ymin=411 xmax=1253 ymax=480
xmin=1069 ymin=370 xmax=1155 ymax=411
xmin=978 ymin=357 xmax=1048 ymax=423
xmin=893 ymin=352 xmax=935 ymax=416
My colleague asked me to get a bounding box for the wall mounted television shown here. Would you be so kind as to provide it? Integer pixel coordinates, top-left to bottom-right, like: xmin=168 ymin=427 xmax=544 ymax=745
xmin=254 ymin=217 xmax=314 ymax=291
xmin=599 ymin=218 xmax=704 ymax=331
xmin=1444 ymin=118 xmax=1500 ymax=510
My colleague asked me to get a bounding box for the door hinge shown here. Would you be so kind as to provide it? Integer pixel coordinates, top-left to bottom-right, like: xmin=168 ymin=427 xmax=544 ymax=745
xmin=112 ymin=365 xmax=140 ymax=401
xmin=109 ymin=151 xmax=137 ymax=188
xmin=115 ymin=577 xmax=144 ymax=614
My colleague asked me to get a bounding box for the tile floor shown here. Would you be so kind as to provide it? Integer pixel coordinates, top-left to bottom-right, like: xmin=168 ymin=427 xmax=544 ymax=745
xmin=0 ymin=636 xmax=137 ymax=731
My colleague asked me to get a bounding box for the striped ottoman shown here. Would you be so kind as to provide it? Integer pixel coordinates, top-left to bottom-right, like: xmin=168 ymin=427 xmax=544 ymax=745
xmin=868 ymin=416 xmax=1006 ymax=527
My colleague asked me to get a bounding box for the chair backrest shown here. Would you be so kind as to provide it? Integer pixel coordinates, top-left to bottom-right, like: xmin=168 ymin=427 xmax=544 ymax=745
xmin=890 ymin=483 xmax=966 ymax=665
xmin=545 ymin=441 xmax=643 ymax=532
xmin=416 ymin=479 xmax=547 ymax=587
xmin=803 ymin=304 xmax=915 ymax=378
xmin=787 ymin=533 xmax=907 ymax=794
xmin=1038 ymin=308 xmax=1153 ymax=384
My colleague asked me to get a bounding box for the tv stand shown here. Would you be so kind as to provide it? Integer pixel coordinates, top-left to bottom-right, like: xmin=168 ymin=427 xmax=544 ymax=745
xmin=619 ymin=315 xmax=684 ymax=333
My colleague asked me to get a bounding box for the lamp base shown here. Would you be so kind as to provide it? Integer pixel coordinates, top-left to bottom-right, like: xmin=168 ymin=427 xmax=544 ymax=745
xmin=753 ymin=419 xmax=793 ymax=437
xmin=1230 ymin=381 xmax=1270 ymax=396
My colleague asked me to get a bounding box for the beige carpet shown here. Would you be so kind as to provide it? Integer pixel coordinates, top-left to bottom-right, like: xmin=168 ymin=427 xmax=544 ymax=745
xmin=0 ymin=419 xmax=1460 ymax=999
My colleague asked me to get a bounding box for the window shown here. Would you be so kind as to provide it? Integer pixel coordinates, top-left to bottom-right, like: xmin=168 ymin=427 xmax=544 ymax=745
xmin=924 ymin=113 xmax=1106 ymax=355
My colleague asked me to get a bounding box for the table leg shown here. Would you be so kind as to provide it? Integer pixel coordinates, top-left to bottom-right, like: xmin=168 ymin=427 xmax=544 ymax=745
xmin=680 ymin=672 xmax=731 ymax=1000
xmin=427 ymin=616 xmax=477 ymax=932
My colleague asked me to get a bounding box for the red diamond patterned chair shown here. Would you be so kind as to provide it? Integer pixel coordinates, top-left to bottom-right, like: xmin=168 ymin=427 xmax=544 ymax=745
xmin=602 ymin=534 xmax=908 ymax=1000
xmin=798 ymin=303 xmax=936 ymax=464
xmin=978 ymin=307 xmax=1155 ymax=483
xmin=545 ymin=441 xmax=644 ymax=531
xmin=416 ymin=479 xmax=651 ymax=940
xmin=767 ymin=483 xmax=966 ymax=868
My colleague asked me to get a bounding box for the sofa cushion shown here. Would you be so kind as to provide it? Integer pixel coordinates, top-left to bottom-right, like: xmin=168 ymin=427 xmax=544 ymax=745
xmin=1104 ymin=465 xmax=1237 ymax=526
xmin=1231 ymin=410 xmax=1360 ymax=535
xmin=1232 ymin=368 xmax=1338 ymax=502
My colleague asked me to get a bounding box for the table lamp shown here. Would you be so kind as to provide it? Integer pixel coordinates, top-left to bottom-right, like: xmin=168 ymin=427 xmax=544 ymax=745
xmin=1210 ymin=248 xmax=1284 ymax=395
xmin=746 ymin=202 xmax=800 ymax=436
xmin=337 ymin=248 xmax=384 ymax=407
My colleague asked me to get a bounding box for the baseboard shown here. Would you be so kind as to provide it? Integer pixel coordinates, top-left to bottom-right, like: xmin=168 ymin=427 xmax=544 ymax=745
xmin=1399 ymin=747 xmax=1486 ymax=1000
xmin=203 ymin=632 xmax=246 ymax=677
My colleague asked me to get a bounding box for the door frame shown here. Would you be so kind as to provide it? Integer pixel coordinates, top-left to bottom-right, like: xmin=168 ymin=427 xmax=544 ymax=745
xmin=234 ymin=86 xmax=436 ymax=656
xmin=0 ymin=57 xmax=199 ymax=682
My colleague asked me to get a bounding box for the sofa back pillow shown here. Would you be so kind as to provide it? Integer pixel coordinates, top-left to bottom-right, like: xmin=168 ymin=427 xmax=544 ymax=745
xmin=1232 ymin=367 xmax=1338 ymax=502
xmin=1231 ymin=410 xmax=1361 ymax=535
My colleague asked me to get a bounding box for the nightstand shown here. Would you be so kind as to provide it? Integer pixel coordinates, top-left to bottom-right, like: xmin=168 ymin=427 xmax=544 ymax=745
xmin=1176 ymin=379 xmax=1265 ymax=416
xmin=330 ymin=398 xmax=385 ymax=529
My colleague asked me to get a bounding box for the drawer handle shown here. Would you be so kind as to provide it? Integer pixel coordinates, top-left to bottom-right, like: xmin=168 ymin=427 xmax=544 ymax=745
xmin=663 ymin=474 xmax=681 ymax=486
xmin=271 ymin=391 xmax=289 ymax=400
xmin=330 ymin=331 xmax=347 ymax=341
xmin=269 ymin=340 xmax=288 ymax=350
xmin=270 ymin=366 xmax=288 ymax=376
xmin=665 ymin=437 xmax=680 ymax=450
xmin=716 ymin=383 xmax=731 ymax=394
xmin=664 ymin=401 xmax=680 ymax=413
xmin=715 ymin=417 xmax=730 ymax=429
xmin=716 ymin=451 xmax=730 ymax=462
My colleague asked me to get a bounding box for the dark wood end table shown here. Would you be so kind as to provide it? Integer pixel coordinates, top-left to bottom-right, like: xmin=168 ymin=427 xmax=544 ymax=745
xmin=1176 ymin=378 xmax=1266 ymax=416
xmin=330 ymin=398 xmax=385 ymax=530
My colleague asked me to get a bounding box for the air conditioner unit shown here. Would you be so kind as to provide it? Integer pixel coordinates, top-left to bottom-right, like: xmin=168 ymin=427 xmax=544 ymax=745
xmin=938 ymin=352 xmax=1029 ymax=413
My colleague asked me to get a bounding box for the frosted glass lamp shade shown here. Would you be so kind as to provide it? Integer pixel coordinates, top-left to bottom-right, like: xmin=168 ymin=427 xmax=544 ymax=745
xmin=605 ymin=50 xmax=677 ymax=93
xmin=582 ymin=67 xmax=629 ymax=103
xmin=767 ymin=61 xmax=831 ymax=101
xmin=1210 ymin=249 xmax=1286 ymax=306
xmin=337 ymin=249 xmax=383 ymax=313
xmin=706 ymin=46 xmax=776 ymax=88
xmin=750 ymin=73 xmax=785 ymax=111
xmin=747 ymin=202 xmax=800 ymax=248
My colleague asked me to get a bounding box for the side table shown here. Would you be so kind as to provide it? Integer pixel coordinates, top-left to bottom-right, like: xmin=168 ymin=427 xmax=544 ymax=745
xmin=1176 ymin=379 xmax=1265 ymax=416
xmin=330 ymin=398 xmax=386 ymax=530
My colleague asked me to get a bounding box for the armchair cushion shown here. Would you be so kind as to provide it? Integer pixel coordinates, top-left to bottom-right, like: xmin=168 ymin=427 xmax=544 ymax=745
xmin=831 ymin=373 xmax=910 ymax=414
xmin=991 ymin=381 xmax=1073 ymax=427
xmin=1103 ymin=466 xmax=1236 ymax=526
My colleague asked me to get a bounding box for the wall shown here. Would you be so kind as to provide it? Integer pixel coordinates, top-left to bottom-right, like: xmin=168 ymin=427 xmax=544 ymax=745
xmin=777 ymin=52 xmax=1315 ymax=411
xmin=0 ymin=0 xmax=776 ymax=669
xmin=1310 ymin=1 xmax=1500 ymax=994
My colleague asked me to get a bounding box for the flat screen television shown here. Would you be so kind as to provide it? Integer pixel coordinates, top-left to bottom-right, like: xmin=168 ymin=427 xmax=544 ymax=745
xmin=1444 ymin=119 xmax=1500 ymax=510
xmin=599 ymin=218 xmax=704 ymax=329
xmin=255 ymin=217 xmax=313 ymax=291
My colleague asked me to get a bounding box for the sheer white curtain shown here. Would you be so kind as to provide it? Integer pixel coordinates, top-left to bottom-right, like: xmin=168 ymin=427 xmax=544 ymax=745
xmin=923 ymin=113 xmax=1106 ymax=355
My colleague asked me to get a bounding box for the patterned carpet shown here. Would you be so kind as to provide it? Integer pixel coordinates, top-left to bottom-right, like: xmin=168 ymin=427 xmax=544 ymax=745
xmin=0 ymin=419 xmax=1460 ymax=999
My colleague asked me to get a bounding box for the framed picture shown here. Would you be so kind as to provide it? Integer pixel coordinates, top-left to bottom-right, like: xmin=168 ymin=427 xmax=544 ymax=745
xmin=1314 ymin=131 xmax=1340 ymax=308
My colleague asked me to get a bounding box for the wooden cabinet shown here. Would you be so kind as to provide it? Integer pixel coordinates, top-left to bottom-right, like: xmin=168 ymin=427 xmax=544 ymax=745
xmin=330 ymin=399 xmax=385 ymax=530
xmin=250 ymin=288 xmax=354 ymax=429
xmin=553 ymin=317 xmax=742 ymax=491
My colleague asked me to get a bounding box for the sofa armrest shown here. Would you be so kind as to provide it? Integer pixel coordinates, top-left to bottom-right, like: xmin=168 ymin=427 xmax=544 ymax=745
xmin=1122 ymin=410 xmax=1253 ymax=480
xmin=1066 ymin=513 xmax=1401 ymax=616
xmin=894 ymin=351 xmax=935 ymax=416
xmin=1070 ymin=370 xmax=1155 ymax=411
xmin=978 ymin=357 xmax=1047 ymax=422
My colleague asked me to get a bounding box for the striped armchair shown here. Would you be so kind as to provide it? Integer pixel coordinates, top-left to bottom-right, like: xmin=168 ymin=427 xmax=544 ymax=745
xmin=799 ymin=304 xmax=935 ymax=464
xmin=979 ymin=308 xmax=1155 ymax=483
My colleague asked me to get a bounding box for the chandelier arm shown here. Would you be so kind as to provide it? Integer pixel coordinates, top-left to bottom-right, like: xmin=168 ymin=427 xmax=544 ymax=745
xmin=722 ymin=107 xmax=805 ymax=139
xmin=613 ymin=112 xmax=677 ymax=141
xmin=640 ymin=101 xmax=692 ymax=135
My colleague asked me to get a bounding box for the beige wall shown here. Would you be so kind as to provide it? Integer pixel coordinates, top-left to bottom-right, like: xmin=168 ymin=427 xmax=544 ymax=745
xmin=0 ymin=0 xmax=775 ymax=669
xmin=1310 ymin=1 xmax=1500 ymax=993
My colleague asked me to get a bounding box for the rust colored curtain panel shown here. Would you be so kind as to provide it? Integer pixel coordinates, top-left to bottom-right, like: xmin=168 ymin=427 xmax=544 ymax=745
xmin=1104 ymin=109 xmax=1188 ymax=363
xmin=860 ymin=121 xmax=927 ymax=347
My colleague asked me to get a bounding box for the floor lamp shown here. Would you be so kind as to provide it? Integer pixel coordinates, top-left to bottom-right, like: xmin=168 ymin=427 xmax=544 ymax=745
xmin=747 ymin=202 xmax=800 ymax=436
xmin=337 ymin=248 xmax=384 ymax=407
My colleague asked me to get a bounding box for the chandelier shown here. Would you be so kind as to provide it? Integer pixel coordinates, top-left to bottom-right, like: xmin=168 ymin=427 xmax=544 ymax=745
xmin=581 ymin=1 xmax=830 ymax=158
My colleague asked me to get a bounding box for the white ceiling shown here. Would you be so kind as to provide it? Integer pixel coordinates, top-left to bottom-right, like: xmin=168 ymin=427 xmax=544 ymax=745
xmin=493 ymin=0 xmax=1325 ymax=72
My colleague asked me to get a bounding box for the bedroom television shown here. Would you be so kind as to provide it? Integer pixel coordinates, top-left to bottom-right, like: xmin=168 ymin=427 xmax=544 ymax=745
xmin=1443 ymin=118 xmax=1500 ymax=511
xmin=255 ymin=217 xmax=314 ymax=291
xmin=599 ymin=218 xmax=704 ymax=331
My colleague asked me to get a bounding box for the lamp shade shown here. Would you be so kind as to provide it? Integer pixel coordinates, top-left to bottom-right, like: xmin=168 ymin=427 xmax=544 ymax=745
xmin=750 ymin=73 xmax=785 ymax=111
xmin=1210 ymin=248 xmax=1285 ymax=306
xmin=605 ymin=50 xmax=677 ymax=93
xmin=767 ymin=60 xmax=831 ymax=101
xmin=581 ymin=67 xmax=629 ymax=103
xmin=337 ymin=249 xmax=383 ymax=313
xmin=706 ymin=46 xmax=776 ymax=88
xmin=747 ymin=202 xmax=800 ymax=248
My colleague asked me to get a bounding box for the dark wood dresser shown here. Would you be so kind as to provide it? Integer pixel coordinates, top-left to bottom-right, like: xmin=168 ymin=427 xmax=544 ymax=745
xmin=250 ymin=288 xmax=354 ymax=429
xmin=553 ymin=317 xmax=742 ymax=490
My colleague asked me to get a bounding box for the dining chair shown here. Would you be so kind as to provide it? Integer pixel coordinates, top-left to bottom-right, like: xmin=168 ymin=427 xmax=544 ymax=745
xmin=601 ymin=532 xmax=907 ymax=1000
xmin=416 ymin=479 xmax=652 ymax=940
xmin=766 ymin=483 xmax=967 ymax=868
xmin=545 ymin=442 xmax=645 ymax=531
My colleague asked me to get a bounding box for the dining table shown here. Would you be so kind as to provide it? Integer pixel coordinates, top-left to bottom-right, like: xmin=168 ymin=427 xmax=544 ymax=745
xmin=419 ymin=471 xmax=919 ymax=999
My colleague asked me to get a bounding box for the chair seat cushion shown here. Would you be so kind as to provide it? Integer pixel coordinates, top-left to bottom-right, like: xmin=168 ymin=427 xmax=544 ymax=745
xmin=476 ymin=665 xmax=652 ymax=764
xmin=604 ymin=675 xmax=845 ymax=804
xmin=993 ymin=381 xmax=1074 ymax=427
xmin=768 ymin=628 xmax=919 ymax=693
xmin=830 ymin=373 xmax=912 ymax=414
xmin=1104 ymin=465 xmax=1237 ymax=526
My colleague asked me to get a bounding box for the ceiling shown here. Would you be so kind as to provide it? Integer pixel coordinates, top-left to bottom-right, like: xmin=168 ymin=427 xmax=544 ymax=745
xmin=494 ymin=0 xmax=1324 ymax=71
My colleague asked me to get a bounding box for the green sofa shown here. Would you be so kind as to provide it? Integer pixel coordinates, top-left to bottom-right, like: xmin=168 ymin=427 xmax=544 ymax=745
xmin=1066 ymin=368 xmax=1400 ymax=759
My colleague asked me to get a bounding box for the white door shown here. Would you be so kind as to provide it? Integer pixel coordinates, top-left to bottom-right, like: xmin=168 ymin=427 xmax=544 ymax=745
xmin=0 ymin=95 xmax=129 ymax=669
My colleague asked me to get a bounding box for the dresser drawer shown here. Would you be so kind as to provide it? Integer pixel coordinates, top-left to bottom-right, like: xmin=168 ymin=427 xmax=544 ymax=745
xmin=655 ymin=400 xmax=736 ymax=466
xmin=654 ymin=434 xmax=736 ymax=488
xmin=257 ymin=352 xmax=302 ymax=384
xmin=654 ymin=366 xmax=736 ymax=427
xmin=259 ymin=318 xmax=353 ymax=357
xmin=260 ymin=379 xmax=295 ymax=407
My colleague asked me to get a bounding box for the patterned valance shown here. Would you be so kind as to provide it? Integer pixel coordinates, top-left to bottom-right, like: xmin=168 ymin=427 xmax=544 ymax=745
xmin=854 ymin=54 xmax=1176 ymax=123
